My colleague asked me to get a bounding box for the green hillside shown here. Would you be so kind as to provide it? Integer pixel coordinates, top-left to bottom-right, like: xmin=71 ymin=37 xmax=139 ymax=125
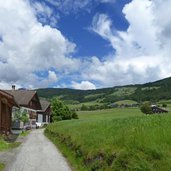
xmin=37 ymin=77 xmax=171 ymax=105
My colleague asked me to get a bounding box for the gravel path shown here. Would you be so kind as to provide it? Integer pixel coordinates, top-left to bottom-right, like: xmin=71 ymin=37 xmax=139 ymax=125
xmin=5 ymin=129 xmax=72 ymax=171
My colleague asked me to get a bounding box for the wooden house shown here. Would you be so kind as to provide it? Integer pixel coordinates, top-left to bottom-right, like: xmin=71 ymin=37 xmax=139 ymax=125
xmin=37 ymin=100 xmax=51 ymax=125
xmin=0 ymin=90 xmax=18 ymax=134
xmin=5 ymin=86 xmax=42 ymax=128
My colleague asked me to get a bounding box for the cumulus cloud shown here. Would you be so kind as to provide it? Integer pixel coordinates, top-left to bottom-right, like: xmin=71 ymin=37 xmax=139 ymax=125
xmin=1 ymin=0 xmax=171 ymax=89
xmin=87 ymin=0 xmax=171 ymax=86
xmin=71 ymin=81 xmax=96 ymax=90
xmin=48 ymin=70 xmax=58 ymax=82
xmin=0 ymin=0 xmax=78 ymax=89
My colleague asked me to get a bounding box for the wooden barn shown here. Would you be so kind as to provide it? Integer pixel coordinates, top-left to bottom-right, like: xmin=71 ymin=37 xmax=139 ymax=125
xmin=0 ymin=90 xmax=18 ymax=134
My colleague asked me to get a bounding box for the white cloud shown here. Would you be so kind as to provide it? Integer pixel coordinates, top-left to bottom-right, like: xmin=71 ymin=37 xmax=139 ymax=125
xmin=0 ymin=81 xmax=15 ymax=90
xmin=48 ymin=70 xmax=58 ymax=82
xmin=87 ymin=0 xmax=171 ymax=86
xmin=1 ymin=0 xmax=171 ymax=90
xmin=0 ymin=0 xmax=78 ymax=89
xmin=71 ymin=81 xmax=96 ymax=90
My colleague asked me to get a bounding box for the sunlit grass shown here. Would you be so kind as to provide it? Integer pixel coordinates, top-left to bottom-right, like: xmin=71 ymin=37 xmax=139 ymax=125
xmin=46 ymin=108 xmax=171 ymax=170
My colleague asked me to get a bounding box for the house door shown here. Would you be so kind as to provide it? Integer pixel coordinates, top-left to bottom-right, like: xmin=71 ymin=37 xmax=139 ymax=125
xmin=38 ymin=114 xmax=43 ymax=123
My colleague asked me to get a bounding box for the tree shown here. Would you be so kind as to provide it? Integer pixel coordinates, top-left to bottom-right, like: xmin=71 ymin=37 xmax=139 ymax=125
xmin=51 ymin=98 xmax=78 ymax=122
xmin=80 ymin=104 xmax=88 ymax=111
xmin=13 ymin=110 xmax=29 ymax=124
xmin=140 ymin=103 xmax=153 ymax=114
xmin=71 ymin=110 xmax=79 ymax=119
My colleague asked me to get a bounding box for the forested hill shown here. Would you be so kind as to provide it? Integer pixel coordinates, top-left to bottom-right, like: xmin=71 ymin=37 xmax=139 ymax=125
xmin=37 ymin=77 xmax=171 ymax=104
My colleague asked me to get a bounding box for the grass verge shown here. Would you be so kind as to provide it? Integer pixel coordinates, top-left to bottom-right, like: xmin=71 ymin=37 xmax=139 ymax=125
xmin=0 ymin=137 xmax=21 ymax=151
xmin=0 ymin=163 xmax=5 ymax=171
xmin=45 ymin=108 xmax=171 ymax=171
xmin=19 ymin=130 xmax=31 ymax=137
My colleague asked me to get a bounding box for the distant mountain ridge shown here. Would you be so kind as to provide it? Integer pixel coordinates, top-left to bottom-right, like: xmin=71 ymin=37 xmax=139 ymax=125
xmin=37 ymin=77 xmax=171 ymax=104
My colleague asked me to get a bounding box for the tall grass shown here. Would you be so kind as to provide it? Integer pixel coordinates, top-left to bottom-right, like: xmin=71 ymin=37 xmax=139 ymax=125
xmin=45 ymin=109 xmax=171 ymax=170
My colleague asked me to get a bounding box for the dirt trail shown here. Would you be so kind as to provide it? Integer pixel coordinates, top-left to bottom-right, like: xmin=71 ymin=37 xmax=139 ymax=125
xmin=5 ymin=129 xmax=72 ymax=171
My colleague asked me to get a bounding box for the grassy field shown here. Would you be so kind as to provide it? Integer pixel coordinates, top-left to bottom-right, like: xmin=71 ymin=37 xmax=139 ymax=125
xmin=45 ymin=108 xmax=171 ymax=171
xmin=110 ymin=87 xmax=137 ymax=96
xmin=68 ymin=101 xmax=103 ymax=110
xmin=114 ymin=100 xmax=138 ymax=105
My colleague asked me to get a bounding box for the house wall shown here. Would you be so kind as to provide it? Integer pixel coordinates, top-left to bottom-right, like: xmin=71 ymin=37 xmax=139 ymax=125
xmin=43 ymin=106 xmax=51 ymax=123
xmin=28 ymin=94 xmax=41 ymax=110
xmin=36 ymin=106 xmax=51 ymax=123
xmin=0 ymin=93 xmax=13 ymax=134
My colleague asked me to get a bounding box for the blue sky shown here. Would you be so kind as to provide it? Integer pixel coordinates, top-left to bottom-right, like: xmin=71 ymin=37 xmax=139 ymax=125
xmin=57 ymin=0 xmax=131 ymax=58
xmin=0 ymin=0 xmax=171 ymax=90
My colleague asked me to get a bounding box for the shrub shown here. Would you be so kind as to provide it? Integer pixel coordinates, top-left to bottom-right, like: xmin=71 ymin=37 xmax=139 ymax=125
xmin=162 ymin=103 xmax=167 ymax=108
xmin=71 ymin=111 xmax=79 ymax=119
xmin=140 ymin=103 xmax=153 ymax=114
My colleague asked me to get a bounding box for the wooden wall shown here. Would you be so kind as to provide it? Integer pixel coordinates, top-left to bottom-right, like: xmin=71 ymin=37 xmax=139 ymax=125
xmin=0 ymin=92 xmax=13 ymax=134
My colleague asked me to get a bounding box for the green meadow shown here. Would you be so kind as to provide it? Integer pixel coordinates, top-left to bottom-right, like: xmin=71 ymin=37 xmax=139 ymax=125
xmin=45 ymin=108 xmax=171 ymax=171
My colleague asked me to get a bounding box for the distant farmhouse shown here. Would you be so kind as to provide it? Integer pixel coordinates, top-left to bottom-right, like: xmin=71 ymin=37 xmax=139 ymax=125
xmin=0 ymin=85 xmax=51 ymax=134
xmin=151 ymin=105 xmax=168 ymax=114
xmin=0 ymin=90 xmax=18 ymax=134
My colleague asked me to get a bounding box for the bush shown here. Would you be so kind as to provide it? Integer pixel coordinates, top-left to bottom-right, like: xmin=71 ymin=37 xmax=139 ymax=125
xmin=140 ymin=103 xmax=153 ymax=114
xmin=162 ymin=103 xmax=167 ymax=108
xmin=72 ymin=111 xmax=79 ymax=119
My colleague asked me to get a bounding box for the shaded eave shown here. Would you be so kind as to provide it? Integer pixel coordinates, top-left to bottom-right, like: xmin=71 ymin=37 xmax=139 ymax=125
xmin=0 ymin=90 xmax=19 ymax=107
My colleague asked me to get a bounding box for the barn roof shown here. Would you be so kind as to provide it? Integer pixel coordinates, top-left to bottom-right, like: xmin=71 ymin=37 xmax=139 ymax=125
xmin=40 ymin=100 xmax=50 ymax=112
xmin=0 ymin=90 xmax=18 ymax=107
xmin=4 ymin=90 xmax=36 ymax=106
